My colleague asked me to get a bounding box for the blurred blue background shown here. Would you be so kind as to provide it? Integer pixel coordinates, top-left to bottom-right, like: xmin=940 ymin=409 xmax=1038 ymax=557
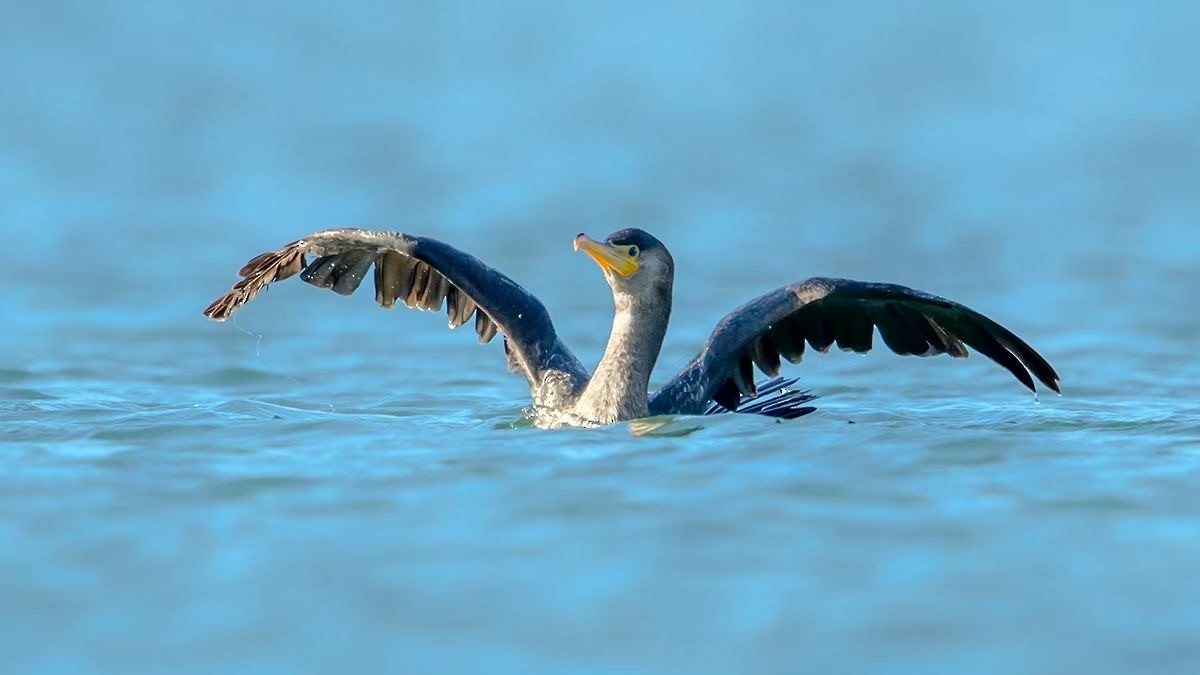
xmin=1 ymin=2 xmax=1198 ymax=674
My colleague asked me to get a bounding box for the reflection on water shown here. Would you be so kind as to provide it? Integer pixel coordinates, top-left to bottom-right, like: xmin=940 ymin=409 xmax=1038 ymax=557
xmin=2 ymin=2 xmax=1199 ymax=674
xmin=628 ymin=416 xmax=705 ymax=438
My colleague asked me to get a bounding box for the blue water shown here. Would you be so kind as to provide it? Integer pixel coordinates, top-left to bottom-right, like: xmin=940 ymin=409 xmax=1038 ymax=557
xmin=3 ymin=2 xmax=1199 ymax=673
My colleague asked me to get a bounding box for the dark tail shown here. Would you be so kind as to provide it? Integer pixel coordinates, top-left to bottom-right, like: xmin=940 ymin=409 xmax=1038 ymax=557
xmin=704 ymin=376 xmax=818 ymax=420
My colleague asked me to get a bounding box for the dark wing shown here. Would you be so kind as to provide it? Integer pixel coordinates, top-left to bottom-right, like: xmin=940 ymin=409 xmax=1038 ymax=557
xmin=649 ymin=277 xmax=1060 ymax=415
xmin=203 ymin=228 xmax=588 ymax=390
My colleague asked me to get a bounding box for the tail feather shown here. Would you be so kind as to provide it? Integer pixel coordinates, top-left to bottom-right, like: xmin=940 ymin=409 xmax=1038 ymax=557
xmin=704 ymin=376 xmax=818 ymax=420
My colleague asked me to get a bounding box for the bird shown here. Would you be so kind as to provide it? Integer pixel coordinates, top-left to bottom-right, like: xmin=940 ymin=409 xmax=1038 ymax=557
xmin=203 ymin=228 xmax=1060 ymax=428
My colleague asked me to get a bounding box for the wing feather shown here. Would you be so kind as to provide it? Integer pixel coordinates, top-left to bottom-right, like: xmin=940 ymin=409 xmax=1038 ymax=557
xmin=770 ymin=318 xmax=806 ymax=364
xmin=329 ymin=250 xmax=375 ymax=295
xmin=300 ymin=255 xmax=339 ymax=289
xmin=750 ymin=333 xmax=781 ymax=378
xmin=831 ymin=305 xmax=873 ymax=352
xmin=800 ymin=309 xmax=834 ymax=352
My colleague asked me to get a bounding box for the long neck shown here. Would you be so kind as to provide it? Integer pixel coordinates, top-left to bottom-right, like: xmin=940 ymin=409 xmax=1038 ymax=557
xmin=573 ymin=291 xmax=671 ymax=424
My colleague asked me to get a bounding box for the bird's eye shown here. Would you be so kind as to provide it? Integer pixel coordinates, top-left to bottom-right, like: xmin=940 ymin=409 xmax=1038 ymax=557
xmin=627 ymin=245 xmax=639 ymax=257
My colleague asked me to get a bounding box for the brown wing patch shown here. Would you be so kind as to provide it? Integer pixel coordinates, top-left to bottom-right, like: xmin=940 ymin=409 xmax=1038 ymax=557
xmin=475 ymin=310 xmax=498 ymax=344
xmin=204 ymin=241 xmax=307 ymax=321
xmin=374 ymin=250 xmax=416 ymax=309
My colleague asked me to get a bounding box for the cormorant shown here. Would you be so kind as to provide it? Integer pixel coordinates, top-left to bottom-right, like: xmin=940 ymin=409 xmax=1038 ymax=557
xmin=204 ymin=228 xmax=1060 ymax=427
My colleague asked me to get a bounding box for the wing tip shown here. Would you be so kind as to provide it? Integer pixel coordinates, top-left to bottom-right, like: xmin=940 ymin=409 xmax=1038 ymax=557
xmin=1017 ymin=369 xmax=1061 ymax=397
xmin=205 ymin=241 xmax=311 ymax=322
xmin=1046 ymin=377 xmax=1063 ymax=396
xmin=203 ymin=296 xmax=235 ymax=322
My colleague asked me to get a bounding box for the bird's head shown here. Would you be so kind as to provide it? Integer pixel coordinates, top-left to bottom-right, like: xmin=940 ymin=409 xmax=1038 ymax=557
xmin=574 ymin=228 xmax=674 ymax=308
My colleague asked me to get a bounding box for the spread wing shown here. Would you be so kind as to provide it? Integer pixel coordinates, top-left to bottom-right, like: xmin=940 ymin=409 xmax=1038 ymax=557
xmin=204 ymin=228 xmax=589 ymax=391
xmin=648 ymin=277 xmax=1060 ymax=415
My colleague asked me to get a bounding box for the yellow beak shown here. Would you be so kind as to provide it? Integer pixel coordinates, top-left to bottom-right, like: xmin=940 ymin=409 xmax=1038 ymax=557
xmin=573 ymin=233 xmax=640 ymax=277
